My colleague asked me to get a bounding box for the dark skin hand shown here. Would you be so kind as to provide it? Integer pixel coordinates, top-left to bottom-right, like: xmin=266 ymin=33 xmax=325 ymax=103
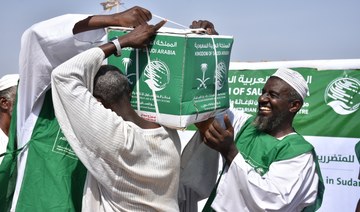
xmin=120 ymin=20 xmax=167 ymax=48
xmin=112 ymin=6 xmax=152 ymax=27
xmin=101 ymin=20 xmax=167 ymax=60
xmin=203 ymin=114 xmax=238 ymax=165
xmin=73 ymin=6 xmax=152 ymax=34
xmin=190 ymin=20 xmax=219 ymax=35
xmin=194 ymin=117 xmax=214 ymax=137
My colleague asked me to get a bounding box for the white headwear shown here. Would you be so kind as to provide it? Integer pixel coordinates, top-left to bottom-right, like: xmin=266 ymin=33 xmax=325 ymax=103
xmin=0 ymin=74 xmax=19 ymax=91
xmin=272 ymin=68 xmax=308 ymax=100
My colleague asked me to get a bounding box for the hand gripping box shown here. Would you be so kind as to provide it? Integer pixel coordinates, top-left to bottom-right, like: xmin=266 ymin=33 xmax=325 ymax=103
xmin=107 ymin=27 xmax=233 ymax=129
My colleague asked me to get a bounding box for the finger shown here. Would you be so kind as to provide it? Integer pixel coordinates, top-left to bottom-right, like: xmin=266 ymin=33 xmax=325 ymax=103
xmin=132 ymin=22 xmax=148 ymax=29
xmin=206 ymin=28 xmax=218 ymax=35
xmin=198 ymin=20 xmax=208 ymax=29
xmin=137 ymin=9 xmax=152 ymax=25
xmin=203 ymin=129 xmax=217 ymax=148
xmin=190 ymin=20 xmax=200 ymax=29
xmin=203 ymin=138 xmax=216 ymax=150
xmin=153 ymin=20 xmax=167 ymax=31
xmin=207 ymin=121 xmax=222 ymax=140
xmin=214 ymin=118 xmax=229 ymax=135
xmin=140 ymin=7 xmax=152 ymax=21
xmin=224 ymin=114 xmax=233 ymax=133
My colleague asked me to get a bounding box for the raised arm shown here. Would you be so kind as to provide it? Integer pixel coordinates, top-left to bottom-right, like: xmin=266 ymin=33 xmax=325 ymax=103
xmin=18 ymin=7 xmax=155 ymax=136
xmin=73 ymin=6 xmax=152 ymax=34
xmin=51 ymin=20 xmax=166 ymax=183
xmin=99 ymin=20 xmax=166 ymax=58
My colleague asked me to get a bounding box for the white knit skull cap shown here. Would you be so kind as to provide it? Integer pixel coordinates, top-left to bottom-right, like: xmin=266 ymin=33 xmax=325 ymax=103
xmin=271 ymin=68 xmax=308 ymax=100
xmin=0 ymin=74 xmax=19 ymax=91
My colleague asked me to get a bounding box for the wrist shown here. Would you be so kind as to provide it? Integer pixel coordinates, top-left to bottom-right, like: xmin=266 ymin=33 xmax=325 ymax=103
xmin=223 ymin=145 xmax=238 ymax=165
xmin=110 ymin=37 xmax=122 ymax=57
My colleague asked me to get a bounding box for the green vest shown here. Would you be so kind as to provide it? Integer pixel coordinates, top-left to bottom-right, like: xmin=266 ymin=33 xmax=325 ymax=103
xmin=0 ymin=86 xmax=19 ymax=212
xmin=0 ymin=90 xmax=87 ymax=212
xmin=235 ymin=117 xmax=314 ymax=175
xmin=203 ymin=117 xmax=324 ymax=212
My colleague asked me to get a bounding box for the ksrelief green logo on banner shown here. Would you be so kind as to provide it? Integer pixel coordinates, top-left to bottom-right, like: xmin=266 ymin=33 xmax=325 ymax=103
xmin=324 ymin=76 xmax=360 ymax=115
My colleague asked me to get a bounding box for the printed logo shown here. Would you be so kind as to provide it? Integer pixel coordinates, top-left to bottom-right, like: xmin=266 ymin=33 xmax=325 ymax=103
xmin=122 ymin=58 xmax=136 ymax=85
xmin=215 ymin=61 xmax=227 ymax=90
xmin=196 ymin=61 xmax=227 ymax=90
xmin=324 ymin=76 xmax=360 ymax=115
xmin=197 ymin=63 xmax=210 ymax=89
xmin=52 ymin=128 xmax=78 ymax=160
xmin=144 ymin=59 xmax=170 ymax=91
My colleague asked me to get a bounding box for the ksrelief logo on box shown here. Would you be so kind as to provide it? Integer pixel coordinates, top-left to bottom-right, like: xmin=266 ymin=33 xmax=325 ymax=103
xmin=144 ymin=59 xmax=170 ymax=91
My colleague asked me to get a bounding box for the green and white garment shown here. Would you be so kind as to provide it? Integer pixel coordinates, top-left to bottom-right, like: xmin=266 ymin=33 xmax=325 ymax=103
xmin=0 ymin=91 xmax=87 ymax=211
xmin=0 ymin=14 xmax=106 ymax=211
xmin=203 ymin=114 xmax=324 ymax=212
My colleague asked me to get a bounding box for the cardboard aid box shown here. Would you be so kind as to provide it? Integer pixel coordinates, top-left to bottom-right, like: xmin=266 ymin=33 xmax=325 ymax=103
xmin=107 ymin=27 xmax=234 ymax=129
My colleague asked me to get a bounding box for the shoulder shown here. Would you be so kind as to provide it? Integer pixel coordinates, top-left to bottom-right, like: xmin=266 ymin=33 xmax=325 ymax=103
xmin=276 ymin=134 xmax=314 ymax=161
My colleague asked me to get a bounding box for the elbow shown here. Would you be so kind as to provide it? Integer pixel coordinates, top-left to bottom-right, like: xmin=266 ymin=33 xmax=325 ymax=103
xmin=51 ymin=66 xmax=65 ymax=85
xmin=51 ymin=69 xmax=59 ymax=85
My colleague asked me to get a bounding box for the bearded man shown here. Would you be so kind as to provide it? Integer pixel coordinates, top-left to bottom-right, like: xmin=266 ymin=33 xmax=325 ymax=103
xmin=191 ymin=67 xmax=324 ymax=212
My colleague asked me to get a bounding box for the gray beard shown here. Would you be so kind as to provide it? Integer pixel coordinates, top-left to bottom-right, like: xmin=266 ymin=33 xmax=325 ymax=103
xmin=252 ymin=112 xmax=286 ymax=132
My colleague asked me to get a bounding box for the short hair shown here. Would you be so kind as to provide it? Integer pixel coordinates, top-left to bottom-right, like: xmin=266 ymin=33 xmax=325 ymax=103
xmin=0 ymin=86 xmax=17 ymax=101
xmin=287 ymin=85 xmax=303 ymax=104
xmin=93 ymin=65 xmax=130 ymax=106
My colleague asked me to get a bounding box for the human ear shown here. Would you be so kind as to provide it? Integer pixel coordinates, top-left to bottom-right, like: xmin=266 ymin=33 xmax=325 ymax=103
xmin=0 ymin=97 xmax=9 ymax=110
xmin=289 ymin=100 xmax=302 ymax=113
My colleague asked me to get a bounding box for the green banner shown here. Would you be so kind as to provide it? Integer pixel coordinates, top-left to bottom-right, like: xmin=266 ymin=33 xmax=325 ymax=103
xmin=228 ymin=67 xmax=360 ymax=138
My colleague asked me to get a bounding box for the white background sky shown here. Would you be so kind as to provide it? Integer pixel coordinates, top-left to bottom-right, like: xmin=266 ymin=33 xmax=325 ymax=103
xmin=0 ymin=0 xmax=359 ymax=76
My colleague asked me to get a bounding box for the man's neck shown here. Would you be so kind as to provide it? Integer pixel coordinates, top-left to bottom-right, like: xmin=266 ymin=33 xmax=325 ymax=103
xmin=116 ymin=107 xmax=161 ymax=129
xmin=267 ymin=126 xmax=295 ymax=139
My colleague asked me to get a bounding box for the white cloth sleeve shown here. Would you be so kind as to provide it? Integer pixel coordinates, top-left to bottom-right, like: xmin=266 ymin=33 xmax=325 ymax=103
xmin=17 ymin=14 xmax=106 ymax=146
xmin=51 ymin=47 xmax=128 ymax=173
xmin=212 ymin=152 xmax=319 ymax=211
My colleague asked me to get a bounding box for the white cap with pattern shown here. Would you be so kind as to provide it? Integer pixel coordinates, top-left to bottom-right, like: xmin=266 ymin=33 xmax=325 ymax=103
xmin=272 ymin=68 xmax=309 ymax=100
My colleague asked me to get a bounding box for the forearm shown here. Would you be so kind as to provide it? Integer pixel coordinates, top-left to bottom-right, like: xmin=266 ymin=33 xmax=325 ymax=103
xmin=73 ymin=6 xmax=153 ymax=35
xmin=51 ymin=47 xmax=122 ymax=149
xmin=73 ymin=14 xmax=116 ymax=34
